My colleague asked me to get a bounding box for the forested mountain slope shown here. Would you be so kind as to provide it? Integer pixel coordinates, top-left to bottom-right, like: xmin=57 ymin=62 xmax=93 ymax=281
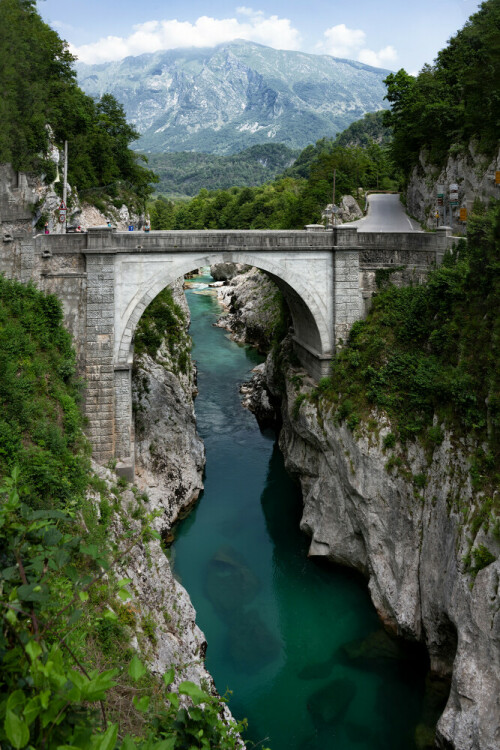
xmin=147 ymin=143 xmax=298 ymax=198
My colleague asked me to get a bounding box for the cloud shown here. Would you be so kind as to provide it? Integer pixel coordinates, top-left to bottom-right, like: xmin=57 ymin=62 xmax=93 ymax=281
xmin=358 ymin=45 xmax=397 ymax=68
xmin=317 ymin=23 xmax=397 ymax=69
xmin=236 ymin=7 xmax=263 ymax=17
xmin=317 ymin=24 xmax=366 ymax=59
xmin=71 ymin=11 xmax=301 ymax=64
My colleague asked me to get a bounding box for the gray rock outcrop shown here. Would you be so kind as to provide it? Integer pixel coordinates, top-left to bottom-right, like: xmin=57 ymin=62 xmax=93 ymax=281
xmin=264 ymin=350 xmax=500 ymax=750
xmin=210 ymin=263 xmax=249 ymax=281
xmin=322 ymin=195 xmax=363 ymax=225
xmin=133 ymin=280 xmax=205 ymax=533
xmin=90 ymin=461 xmax=210 ymax=692
xmin=214 ymin=265 xmax=285 ymax=352
xmin=406 ymin=143 xmax=500 ymax=232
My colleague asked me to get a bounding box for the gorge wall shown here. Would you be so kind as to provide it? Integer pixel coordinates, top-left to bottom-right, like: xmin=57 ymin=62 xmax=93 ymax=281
xmin=218 ymin=264 xmax=500 ymax=750
xmin=270 ymin=360 xmax=499 ymax=750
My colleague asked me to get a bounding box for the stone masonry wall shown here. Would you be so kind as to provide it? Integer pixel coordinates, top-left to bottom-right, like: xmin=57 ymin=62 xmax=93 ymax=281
xmin=85 ymin=253 xmax=116 ymax=464
xmin=334 ymin=249 xmax=364 ymax=346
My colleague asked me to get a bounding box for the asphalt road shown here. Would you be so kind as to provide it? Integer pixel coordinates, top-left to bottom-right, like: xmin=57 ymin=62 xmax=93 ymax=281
xmin=341 ymin=193 xmax=422 ymax=232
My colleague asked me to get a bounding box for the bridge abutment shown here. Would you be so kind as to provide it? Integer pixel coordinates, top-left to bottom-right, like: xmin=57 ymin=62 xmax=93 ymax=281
xmin=333 ymin=231 xmax=364 ymax=347
xmin=84 ymin=251 xmax=116 ymax=466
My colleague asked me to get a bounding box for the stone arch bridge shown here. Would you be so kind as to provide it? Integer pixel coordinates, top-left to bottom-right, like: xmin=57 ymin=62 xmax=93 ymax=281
xmin=11 ymin=224 xmax=454 ymax=478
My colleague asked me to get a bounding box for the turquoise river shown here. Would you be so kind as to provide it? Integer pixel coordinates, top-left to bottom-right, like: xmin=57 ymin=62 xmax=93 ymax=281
xmin=171 ymin=271 xmax=429 ymax=750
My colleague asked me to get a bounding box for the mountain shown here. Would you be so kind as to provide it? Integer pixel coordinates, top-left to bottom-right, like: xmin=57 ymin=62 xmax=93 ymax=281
xmin=76 ymin=40 xmax=390 ymax=155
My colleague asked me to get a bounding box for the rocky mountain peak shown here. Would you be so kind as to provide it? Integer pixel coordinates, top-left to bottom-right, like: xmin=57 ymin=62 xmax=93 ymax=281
xmin=76 ymin=40 xmax=390 ymax=154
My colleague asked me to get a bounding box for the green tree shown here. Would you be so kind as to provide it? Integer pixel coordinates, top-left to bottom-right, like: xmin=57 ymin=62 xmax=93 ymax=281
xmin=0 ymin=0 xmax=157 ymax=207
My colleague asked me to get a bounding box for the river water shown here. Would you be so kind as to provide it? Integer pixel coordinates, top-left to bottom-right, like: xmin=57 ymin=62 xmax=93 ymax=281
xmin=171 ymin=271 xmax=428 ymax=750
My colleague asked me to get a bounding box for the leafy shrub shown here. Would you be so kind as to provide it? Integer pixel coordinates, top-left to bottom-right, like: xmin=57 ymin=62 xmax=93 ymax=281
xmin=466 ymin=544 xmax=496 ymax=576
xmin=383 ymin=433 xmax=396 ymax=449
xmin=0 ymin=469 xmax=248 ymax=749
xmin=293 ymin=393 xmax=307 ymax=418
xmin=0 ymin=277 xmax=88 ymax=510
xmin=134 ymin=287 xmax=186 ymax=361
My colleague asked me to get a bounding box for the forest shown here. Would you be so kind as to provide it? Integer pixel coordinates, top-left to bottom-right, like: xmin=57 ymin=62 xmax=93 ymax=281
xmin=384 ymin=0 xmax=500 ymax=172
xmin=0 ymin=0 xmax=157 ymax=210
xmin=149 ymin=136 xmax=398 ymax=230
xmin=146 ymin=144 xmax=298 ymax=198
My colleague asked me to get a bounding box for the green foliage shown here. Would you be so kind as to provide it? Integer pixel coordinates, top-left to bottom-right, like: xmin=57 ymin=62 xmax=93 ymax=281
xmin=383 ymin=433 xmax=396 ymax=450
xmin=0 ymin=276 xmax=89 ymax=510
xmin=293 ymin=393 xmax=307 ymax=419
xmin=0 ymin=0 xmax=157 ymax=207
xmin=375 ymin=266 xmax=405 ymax=290
xmin=384 ymin=0 xmax=500 ymax=172
xmin=318 ymin=203 xmax=500 ymax=502
xmin=333 ymin=111 xmax=393 ymax=148
xmin=134 ymin=287 xmax=188 ymax=362
xmin=147 ymin=143 xmax=298 ymax=198
xmin=464 ymin=543 xmax=496 ymax=577
xmin=149 ymin=129 xmax=400 ymax=230
xmin=0 ymin=469 xmax=247 ymax=749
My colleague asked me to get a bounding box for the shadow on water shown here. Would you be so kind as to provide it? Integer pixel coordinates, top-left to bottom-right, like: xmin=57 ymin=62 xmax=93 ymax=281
xmin=172 ymin=272 xmax=436 ymax=750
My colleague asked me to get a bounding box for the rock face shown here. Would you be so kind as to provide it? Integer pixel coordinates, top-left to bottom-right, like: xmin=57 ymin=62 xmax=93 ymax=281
xmin=90 ymin=461 xmax=211 ymax=693
xmin=239 ymin=363 xmax=277 ymax=429
xmin=132 ymin=279 xmax=205 ymax=532
xmin=406 ymin=144 xmax=500 ymax=232
xmin=322 ymin=195 xmax=363 ymax=225
xmin=213 ymin=265 xmax=285 ymax=352
xmin=210 ymin=263 xmax=249 ymax=281
xmin=263 ymin=350 xmax=500 ymax=750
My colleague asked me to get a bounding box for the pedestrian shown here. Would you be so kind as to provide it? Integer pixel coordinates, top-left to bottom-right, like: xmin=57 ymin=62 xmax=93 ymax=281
xmin=44 ymin=222 xmax=49 ymax=234
xmin=144 ymin=221 xmax=150 ymax=233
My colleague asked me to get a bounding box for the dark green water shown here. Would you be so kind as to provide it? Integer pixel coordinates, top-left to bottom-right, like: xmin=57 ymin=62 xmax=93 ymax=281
xmin=171 ymin=271 xmax=428 ymax=750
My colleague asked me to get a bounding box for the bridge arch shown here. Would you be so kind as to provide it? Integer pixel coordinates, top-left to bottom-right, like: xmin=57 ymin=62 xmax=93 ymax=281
xmin=115 ymin=251 xmax=334 ymax=367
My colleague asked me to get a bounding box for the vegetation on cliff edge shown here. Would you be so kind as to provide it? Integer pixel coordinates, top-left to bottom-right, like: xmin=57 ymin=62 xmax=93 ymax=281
xmin=383 ymin=0 xmax=500 ymax=172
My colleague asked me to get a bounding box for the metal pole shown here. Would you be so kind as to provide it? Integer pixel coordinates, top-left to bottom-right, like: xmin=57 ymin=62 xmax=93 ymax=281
xmin=63 ymin=140 xmax=68 ymax=233
xmin=332 ymin=169 xmax=336 ymax=227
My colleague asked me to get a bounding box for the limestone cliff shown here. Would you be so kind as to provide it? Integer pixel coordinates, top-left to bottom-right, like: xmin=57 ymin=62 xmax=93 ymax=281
xmin=214 ymin=265 xmax=287 ymax=353
xmin=132 ymin=279 xmax=205 ymax=533
xmin=214 ymin=265 xmax=500 ymax=749
xmin=264 ymin=347 xmax=500 ymax=750
xmin=90 ymin=461 xmax=211 ymax=695
xmin=406 ymin=144 xmax=500 ymax=232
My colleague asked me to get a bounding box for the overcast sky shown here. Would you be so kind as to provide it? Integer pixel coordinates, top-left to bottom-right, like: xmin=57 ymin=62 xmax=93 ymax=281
xmin=38 ymin=0 xmax=482 ymax=73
